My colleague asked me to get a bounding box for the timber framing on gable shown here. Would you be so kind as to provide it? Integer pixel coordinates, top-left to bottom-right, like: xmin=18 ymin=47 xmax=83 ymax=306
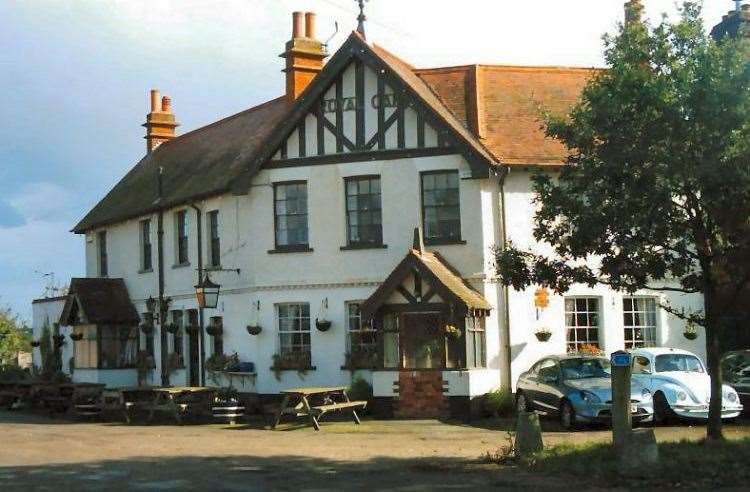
xmin=233 ymin=32 xmax=498 ymax=194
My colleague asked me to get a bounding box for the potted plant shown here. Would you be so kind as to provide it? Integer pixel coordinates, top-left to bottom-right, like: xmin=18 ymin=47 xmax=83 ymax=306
xmin=684 ymin=321 xmax=698 ymax=340
xmin=246 ymin=325 xmax=262 ymax=336
xmin=444 ymin=324 xmax=462 ymax=339
xmin=140 ymin=322 xmax=154 ymax=336
xmin=69 ymin=332 xmax=83 ymax=342
xmin=534 ymin=328 xmax=552 ymax=342
xmin=164 ymin=323 xmax=179 ymax=334
xmin=315 ymin=319 xmax=332 ymax=332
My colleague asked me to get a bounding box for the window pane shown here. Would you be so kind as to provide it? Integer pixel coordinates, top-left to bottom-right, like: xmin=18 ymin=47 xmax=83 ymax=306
xmin=345 ymin=177 xmax=382 ymax=245
xmin=421 ymin=171 xmax=460 ymax=242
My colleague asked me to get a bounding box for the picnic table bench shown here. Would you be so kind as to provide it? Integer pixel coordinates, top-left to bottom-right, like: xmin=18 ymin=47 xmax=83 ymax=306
xmin=272 ymin=386 xmax=366 ymax=431
xmin=122 ymin=387 xmax=215 ymax=424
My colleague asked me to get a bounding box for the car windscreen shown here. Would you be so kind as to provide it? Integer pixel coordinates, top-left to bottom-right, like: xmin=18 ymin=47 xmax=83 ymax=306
xmin=560 ymin=358 xmax=611 ymax=380
xmin=722 ymin=352 xmax=750 ymax=382
xmin=655 ymin=354 xmax=705 ymax=373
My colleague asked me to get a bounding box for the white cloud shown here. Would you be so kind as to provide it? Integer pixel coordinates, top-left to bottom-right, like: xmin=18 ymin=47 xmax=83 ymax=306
xmin=8 ymin=181 xmax=78 ymax=223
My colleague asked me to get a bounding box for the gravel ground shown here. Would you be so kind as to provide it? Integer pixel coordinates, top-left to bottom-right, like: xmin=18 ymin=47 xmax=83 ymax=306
xmin=1 ymin=410 xmax=749 ymax=491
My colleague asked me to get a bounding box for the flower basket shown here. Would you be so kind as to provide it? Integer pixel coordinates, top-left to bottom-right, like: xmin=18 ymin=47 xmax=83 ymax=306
xmin=164 ymin=323 xmax=179 ymax=334
xmin=534 ymin=330 xmax=552 ymax=342
xmin=315 ymin=319 xmax=332 ymax=332
xmin=246 ymin=325 xmax=262 ymax=336
xmin=207 ymin=325 xmax=223 ymax=337
xmin=444 ymin=325 xmax=462 ymax=339
xmin=30 ymin=340 xmax=40 ymax=348
xmin=683 ymin=331 xmax=698 ymax=340
xmin=140 ymin=323 xmax=154 ymax=336
xmin=69 ymin=332 xmax=83 ymax=342
xmin=53 ymin=334 xmax=66 ymax=347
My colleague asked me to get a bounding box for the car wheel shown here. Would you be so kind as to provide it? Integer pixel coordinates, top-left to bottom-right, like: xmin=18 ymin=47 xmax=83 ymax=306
xmin=653 ymin=392 xmax=675 ymax=425
xmin=516 ymin=391 xmax=530 ymax=413
xmin=560 ymin=400 xmax=576 ymax=430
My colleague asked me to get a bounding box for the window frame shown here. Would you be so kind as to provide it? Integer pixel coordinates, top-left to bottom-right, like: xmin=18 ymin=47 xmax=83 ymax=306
xmin=420 ymin=170 xmax=463 ymax=245
xmin=564 ymin=296 xmax=601 ymax=353
xmin=174 ymin=210 xmax=190 ymax=266
xmin=272 ymin=181 xmax=310 ymax=252
xmin=346 ymin=301 xmax=378 ymax=368
xmin=209 ymin=316 xmax=224 ymax=357
xmin=97 ymin=230 xmax=108 ymax=277
xmin=466 ymin=317 xmax=486 ymax=368
xmin=171 ymin=310 xmax=185 ymax=366
xmin=623 ymin=296 xmax=658 ymax=349
xmin=276 ymin=302 xmax=312 ymax=363
xmin=140 ymin=219 xmax=153 ymax=272
xmin=208 ymin=210 xmax=221 ymax=267
xmin=344 ymin=175 xmax=384 ymax=248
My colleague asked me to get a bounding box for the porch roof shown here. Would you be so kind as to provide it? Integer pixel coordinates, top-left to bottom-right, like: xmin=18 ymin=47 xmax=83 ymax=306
xmin=361 ymin=248 xmax=492 ymax=320
xmin=59 ymin=278 xmax=140 ymax=326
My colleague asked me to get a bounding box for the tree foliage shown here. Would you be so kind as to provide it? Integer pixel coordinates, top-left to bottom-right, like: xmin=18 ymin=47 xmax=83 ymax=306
xmin=494 ymin=3 xmax=750 ymax=440
xmin=0 ymin=307 xmax=31 ymax=366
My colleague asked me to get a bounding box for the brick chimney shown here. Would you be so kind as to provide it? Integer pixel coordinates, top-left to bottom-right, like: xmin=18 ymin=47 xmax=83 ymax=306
xmin=711 ymin=4 xmax=750 ymax=42
xmin=280 ymin=12 xmax=328 ymax=103
xmin=143 ymin=89 xmax=179 ymax=153
xmin=624 ymin=0 xmax=644 ymax=26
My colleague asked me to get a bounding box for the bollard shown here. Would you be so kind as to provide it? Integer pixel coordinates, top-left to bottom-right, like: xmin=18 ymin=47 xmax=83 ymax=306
xmin=610 ymin=350 xmax=633 ymax=451
xmin=515 ymin=411 xmax=543 ymax=456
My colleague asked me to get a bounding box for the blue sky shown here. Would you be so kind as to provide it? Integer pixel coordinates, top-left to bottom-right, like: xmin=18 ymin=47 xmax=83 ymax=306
xmin=0 ymin=0 xmax=733 ymax=322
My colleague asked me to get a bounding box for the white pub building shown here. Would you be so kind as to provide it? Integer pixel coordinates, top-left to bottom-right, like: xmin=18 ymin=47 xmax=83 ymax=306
xmin=33 ymin=3 xmax=709 ymax=418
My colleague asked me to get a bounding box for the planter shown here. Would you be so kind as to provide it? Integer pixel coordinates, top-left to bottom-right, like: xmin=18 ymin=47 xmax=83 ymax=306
xmin=30 ymin=340 xmax=40 ymax=348
xmin=140 ymin=323 xmax=154 ymax=336
xmin=164 ymin=323 xmax=179 ymax=334
xmin=683 ymin=331 xmax=698 ymax=341
xmin=246 ymin=325 xmax=262 ymax=336
xmin=534 ymin=331 xmax=552 ymax=342
xmin=207 ymin=325 xmax=223 ymax=337
xmin=315 ymin=319 xmax=332 ymax=332
xmin=69 ymin=332 xmax=83 ymax=342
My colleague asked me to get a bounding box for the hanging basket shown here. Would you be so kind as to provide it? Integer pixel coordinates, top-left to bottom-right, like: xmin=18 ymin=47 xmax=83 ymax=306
xmin=164 ymin=323 xmax=179 ymax=335
xmin=534 ymin=331 xmax=552 ymax=342
xmin=207 ymin=325 xmax=223 ymax=337
xmin=683 ymin=331 xmax=698 ymax=341
xmin=69 ymin=332 xmax=83 ymax=342
xmin=140 ymin=323 xmax=154 ymax=336
xmin=246 ymin=325 xmax=262 ymax=336
xmin=315 ymin=319 xmax=332 ymax=332
xmin=30 ymin=340 xmax=40 ymax=348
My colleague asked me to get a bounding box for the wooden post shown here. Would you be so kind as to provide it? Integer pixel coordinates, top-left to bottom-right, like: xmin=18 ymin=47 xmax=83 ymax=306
xmin=610 ymin=350 xmax=632 ymax=450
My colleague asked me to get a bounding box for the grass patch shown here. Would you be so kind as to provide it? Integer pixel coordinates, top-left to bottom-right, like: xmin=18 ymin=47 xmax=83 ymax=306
xmin=522 ymin=438 xmax=750 ymax=488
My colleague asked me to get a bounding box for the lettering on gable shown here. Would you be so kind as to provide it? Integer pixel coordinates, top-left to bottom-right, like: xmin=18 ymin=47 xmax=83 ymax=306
xmin=321 ymin=93 xmax=400 ymax=114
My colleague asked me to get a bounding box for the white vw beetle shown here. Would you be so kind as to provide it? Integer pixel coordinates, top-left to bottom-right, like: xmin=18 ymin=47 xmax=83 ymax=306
xmin=631 ymin=347 xmax=743 ymax=422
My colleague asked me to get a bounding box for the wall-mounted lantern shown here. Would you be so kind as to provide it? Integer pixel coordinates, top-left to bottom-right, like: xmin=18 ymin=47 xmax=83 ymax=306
xmin=195 ymin=274 xmax=220 ymax=309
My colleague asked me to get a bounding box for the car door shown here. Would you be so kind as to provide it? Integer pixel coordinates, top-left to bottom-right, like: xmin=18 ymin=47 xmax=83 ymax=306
xmin=535 ymin=359 xmax=563 ymax=412
xmin=631 ymin=354 xmax=654 ymax=390
xmin=518 ymin=361 xmax=542 ymax=410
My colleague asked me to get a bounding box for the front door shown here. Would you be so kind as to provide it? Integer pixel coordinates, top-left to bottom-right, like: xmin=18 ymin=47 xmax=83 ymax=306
xmin=400 ymin=312 xmax=444 ymax=369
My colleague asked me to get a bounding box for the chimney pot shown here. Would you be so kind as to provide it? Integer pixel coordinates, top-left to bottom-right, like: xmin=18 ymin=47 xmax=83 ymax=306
xmin=305 ymin=12 xmax=317 ymax=39
xmin=150 ymin=89 xmax=160 ymax=112
xmin=292 ymin=11 xmax=304 ymax=38
xmin=161 ymin=96 xmax=172 ymax=113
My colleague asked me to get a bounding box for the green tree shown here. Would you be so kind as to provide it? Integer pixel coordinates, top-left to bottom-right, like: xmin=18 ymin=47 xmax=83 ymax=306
xmin=0 ymin=307 xmax=31 ymax=366
xmin=494 ymin=2 xmax=750 ymax=441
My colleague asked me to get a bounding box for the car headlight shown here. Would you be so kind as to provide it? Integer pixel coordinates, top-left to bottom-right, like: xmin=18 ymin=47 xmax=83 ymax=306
xmin=676 ymin=391 xmax=688 ymax=402
xmin=726 ymin=391 xmax=738 ymax=403
xmin=641 ymin=388 xmax=652 ymax=401
xmin=580 ymin=391 xmax=601 ymax=404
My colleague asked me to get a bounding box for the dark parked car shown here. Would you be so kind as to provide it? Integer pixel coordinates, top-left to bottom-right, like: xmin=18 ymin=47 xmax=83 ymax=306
xmin=721 ymin=350 xmax=750 ymax=414
xmin=515 ymin=354 xmax=653 ymax=429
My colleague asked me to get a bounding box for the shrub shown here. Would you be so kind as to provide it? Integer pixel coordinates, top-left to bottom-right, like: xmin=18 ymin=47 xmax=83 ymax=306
xmin=348 ymin=377 xmax=373 ymax=402
xmin=484 ymin=388 xmax=514 ymax=417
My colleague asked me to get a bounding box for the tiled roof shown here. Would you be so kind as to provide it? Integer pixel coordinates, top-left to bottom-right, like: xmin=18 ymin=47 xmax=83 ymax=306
xmin=60 ymin=278 xmax=140 ymax=325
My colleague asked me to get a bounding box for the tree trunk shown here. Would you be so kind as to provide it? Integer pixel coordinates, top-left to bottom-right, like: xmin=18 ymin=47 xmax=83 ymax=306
xmin=704 ymin=288 xmax=724 ymax=441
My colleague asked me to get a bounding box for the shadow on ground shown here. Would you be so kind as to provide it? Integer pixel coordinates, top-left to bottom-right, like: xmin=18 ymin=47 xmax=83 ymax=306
xmin=0 ymin=454 xmax=556 ymax=492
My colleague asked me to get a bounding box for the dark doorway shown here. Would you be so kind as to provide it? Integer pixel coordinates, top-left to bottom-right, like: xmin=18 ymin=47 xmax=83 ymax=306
xmin=400 ymin=312 xmax=445 ymax=369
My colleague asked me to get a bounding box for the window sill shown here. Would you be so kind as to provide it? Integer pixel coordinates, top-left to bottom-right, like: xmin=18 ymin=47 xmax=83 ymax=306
xmin=424 ymin=238 xmax=467 ymax=246
xmin=172 ymin=262 xmax=191 ymax=269
xmin=340 ymin=365 xmax=379 ymax=371
xmin=267 ymin=246 xmax=314 ymax=254
xmin=340 ymin=243 xmax=388 ymax=251
xmin=269 ymin=366 xmax=317 ymax=371
xmin=138 ymin=268 xmax=154 ymax=274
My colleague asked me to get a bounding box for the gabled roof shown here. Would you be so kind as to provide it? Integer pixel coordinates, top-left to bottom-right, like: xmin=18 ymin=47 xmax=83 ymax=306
xmin=73 ymin=31 xmax=597 ymax=233
xmin=60 ymin=278 xmax=140 ymax=326
xmin=360 ymin=247 xmax=491 ymax=320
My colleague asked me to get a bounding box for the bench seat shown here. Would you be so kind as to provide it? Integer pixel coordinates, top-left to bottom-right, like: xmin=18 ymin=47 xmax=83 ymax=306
xmin=311 ymin=401 xmax=367 ymax=414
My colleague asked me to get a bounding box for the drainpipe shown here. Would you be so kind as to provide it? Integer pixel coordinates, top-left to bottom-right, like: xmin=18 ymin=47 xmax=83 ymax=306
xmin=190 ymin=203 xmax=206 ymax=386
xmin=499 ymin=168 xmax=513 ymax=390
xmin=157 ymin=167 xmax=169 ymax=386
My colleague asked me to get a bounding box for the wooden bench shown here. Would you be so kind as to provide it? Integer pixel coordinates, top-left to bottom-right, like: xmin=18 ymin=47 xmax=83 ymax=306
xmin=273 ymin=387 xmax=366 ymax=431
xmin=311 ymin=401 xmax=367 ymax=425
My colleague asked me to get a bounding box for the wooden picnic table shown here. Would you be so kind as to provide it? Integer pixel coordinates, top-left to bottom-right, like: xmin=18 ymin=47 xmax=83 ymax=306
xmin=122 ymin=386 xmax=215 ymax=424
xmin=272 ymin=386 xmax=366 ymax=431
